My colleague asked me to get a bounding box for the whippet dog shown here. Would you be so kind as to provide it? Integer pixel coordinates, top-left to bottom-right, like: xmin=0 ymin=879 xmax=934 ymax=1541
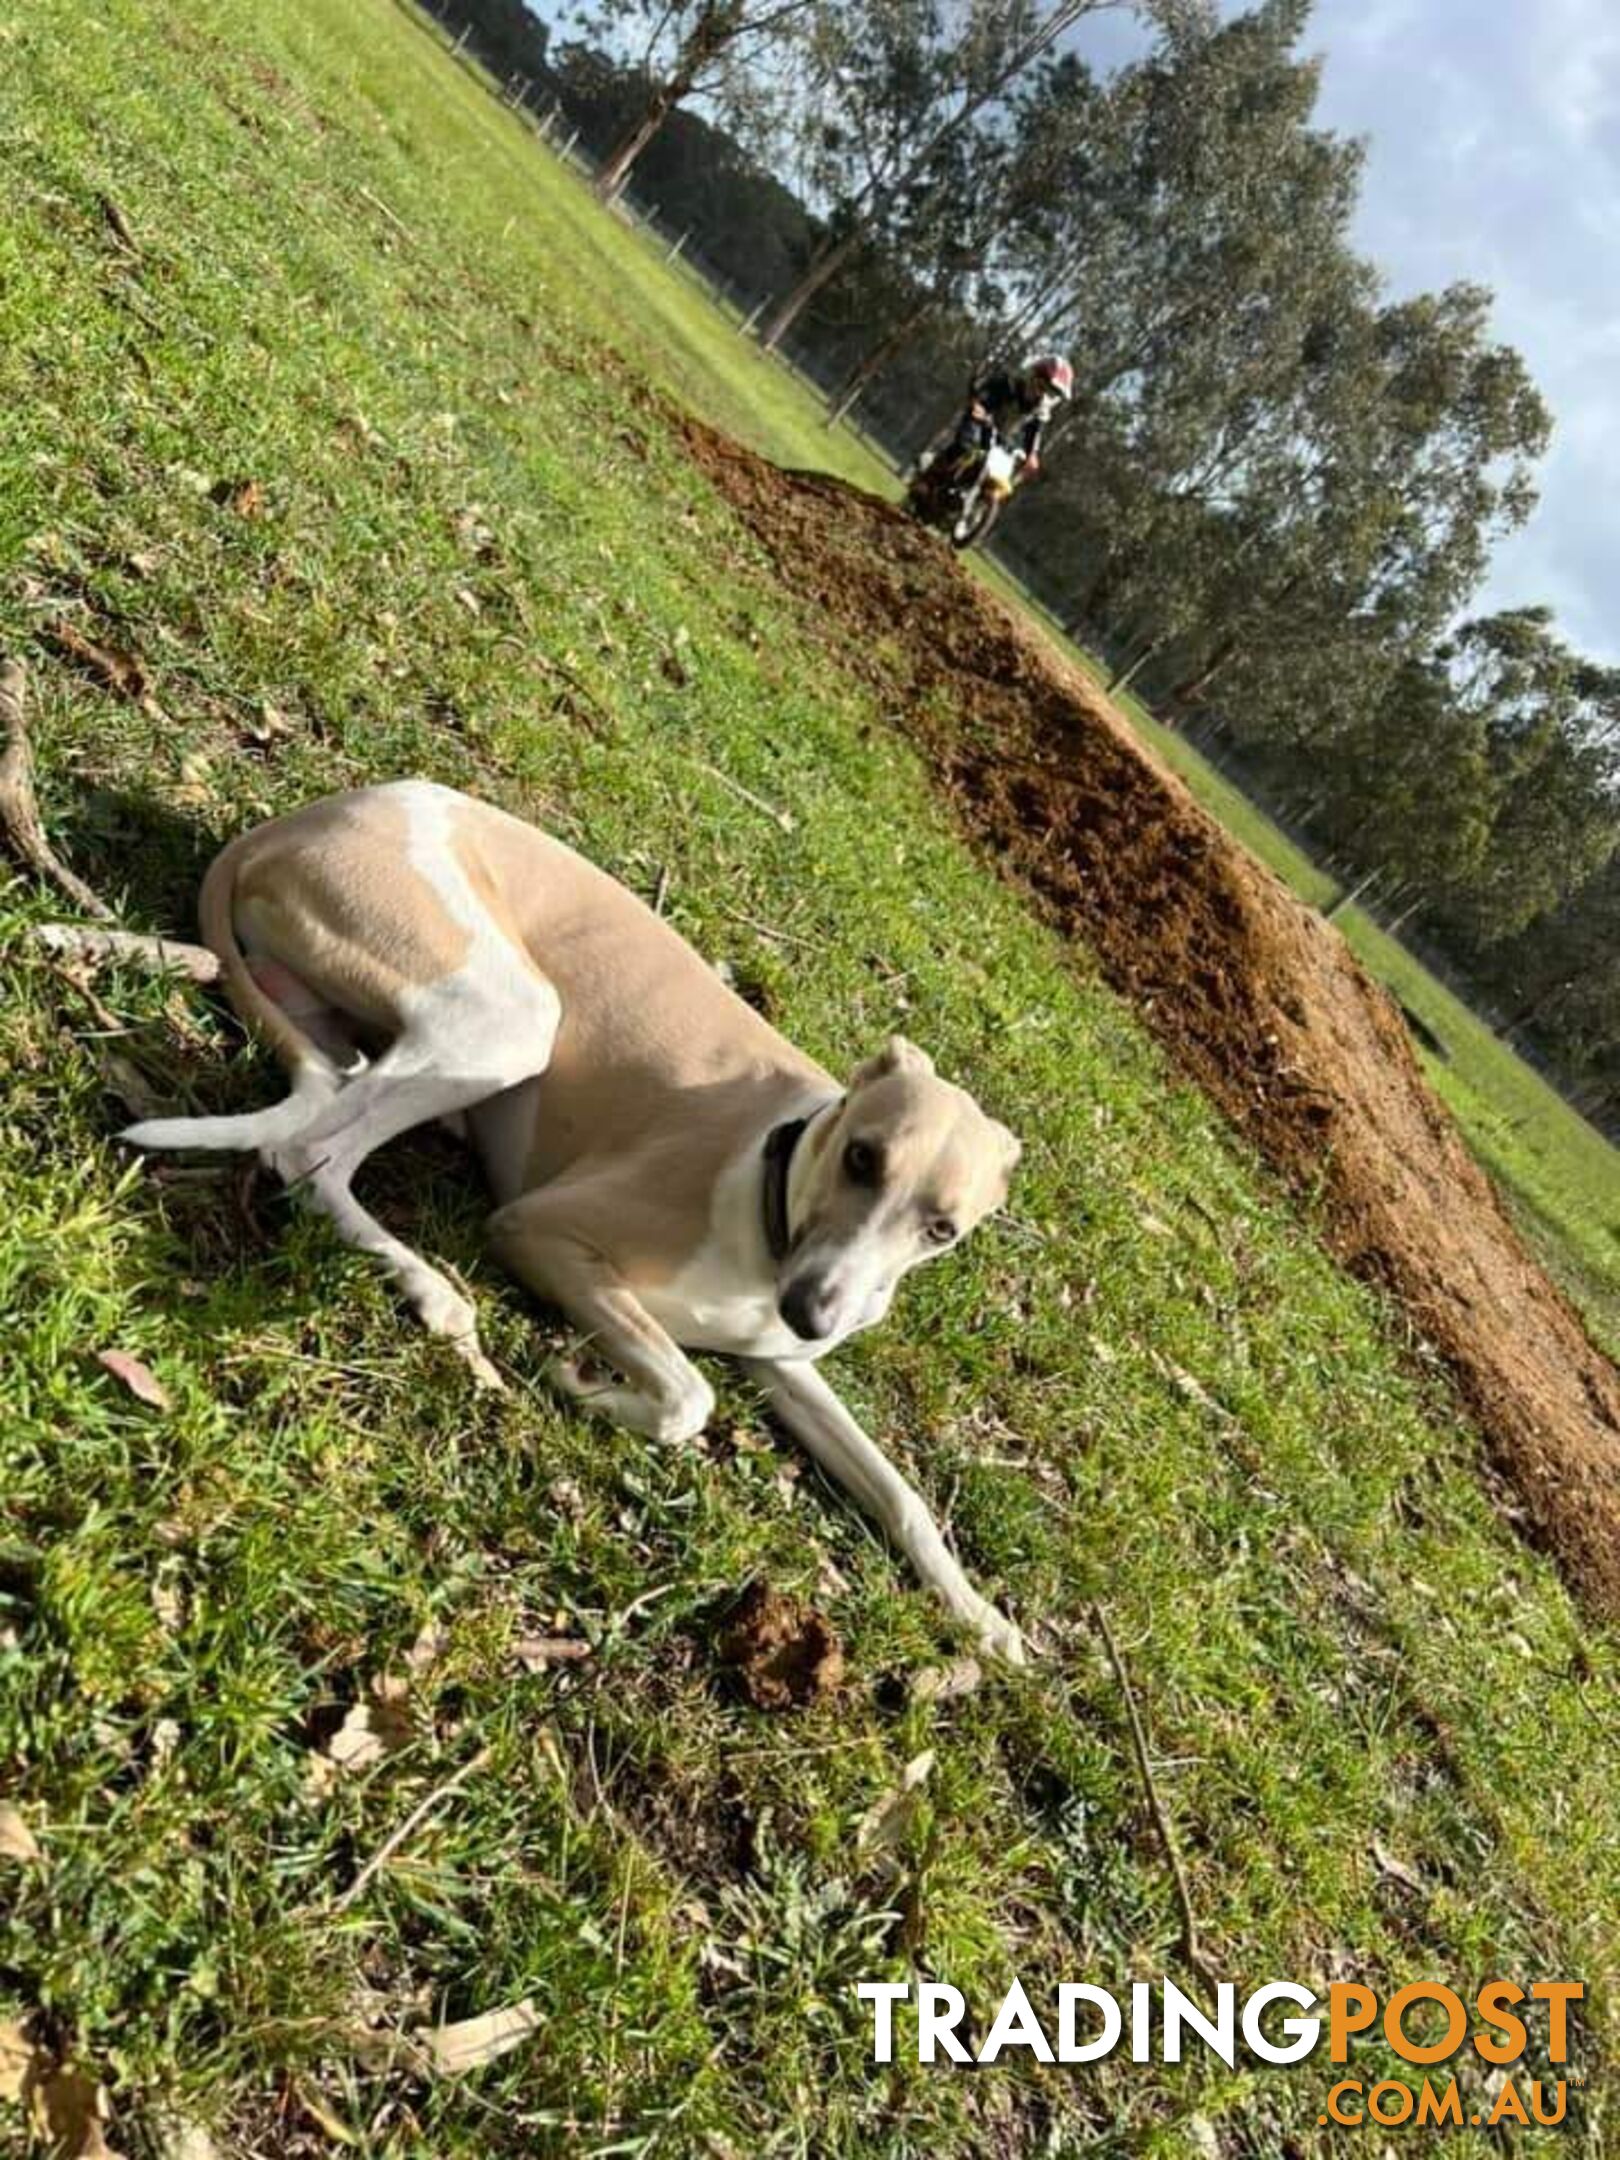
xmin=121 ymin=781 xmax=1026 ymax=1661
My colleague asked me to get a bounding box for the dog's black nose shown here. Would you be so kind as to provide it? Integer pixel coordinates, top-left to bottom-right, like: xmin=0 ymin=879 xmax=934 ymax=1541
xmin=779 ymin=1279 xmax=837 ymax=1340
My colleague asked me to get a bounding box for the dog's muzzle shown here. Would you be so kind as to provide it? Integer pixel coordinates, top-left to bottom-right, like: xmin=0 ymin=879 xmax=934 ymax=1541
xmin=778 ymin=1276 xmax=838 ymax=1341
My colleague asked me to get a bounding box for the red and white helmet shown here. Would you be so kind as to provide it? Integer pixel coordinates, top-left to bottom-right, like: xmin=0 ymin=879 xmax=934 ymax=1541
xmin=1029 ymin=353 xmax=1074 ymax=400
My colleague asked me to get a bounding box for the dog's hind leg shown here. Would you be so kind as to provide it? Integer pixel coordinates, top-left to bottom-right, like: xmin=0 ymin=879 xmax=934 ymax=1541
xmin=121 ymin=958 xmax=350 ymax=1158
xmin=262 ymin=988 xmax=561 ymax=1388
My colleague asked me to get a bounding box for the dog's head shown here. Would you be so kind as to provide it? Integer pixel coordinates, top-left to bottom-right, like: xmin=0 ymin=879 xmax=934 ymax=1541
xmin=776 ymin=1035 xmax=1020 ymax=1343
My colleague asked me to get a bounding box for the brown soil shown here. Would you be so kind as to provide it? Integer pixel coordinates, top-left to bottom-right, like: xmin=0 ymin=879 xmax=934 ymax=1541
xmin=716 ymin=1580 xmax=845 ymax=1709
xmin=681 ymin=415 xmax=1620 ymax=1621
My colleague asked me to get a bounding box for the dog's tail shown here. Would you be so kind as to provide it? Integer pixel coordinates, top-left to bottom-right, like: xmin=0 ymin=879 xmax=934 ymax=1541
xmin=119 ymin=838 xmax=337 ymax=1156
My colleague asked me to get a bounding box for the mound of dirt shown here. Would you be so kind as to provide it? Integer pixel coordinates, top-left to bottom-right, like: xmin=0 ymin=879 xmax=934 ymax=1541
xmin=681 ymin=416 xmax=1620 ymax=1620
xmin=717 ymin=1580 xmax=844 ymax=1709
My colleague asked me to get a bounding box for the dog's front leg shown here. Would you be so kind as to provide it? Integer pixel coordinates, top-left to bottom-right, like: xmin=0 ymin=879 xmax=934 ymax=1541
xmin=488 ymin=1197 xmax=714 ymax=1446
xmin=741 ymin=1358 xmax=1025 ymax=1666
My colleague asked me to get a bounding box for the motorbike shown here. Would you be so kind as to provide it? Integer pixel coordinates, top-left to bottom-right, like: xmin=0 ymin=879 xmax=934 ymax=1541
xmin=906 ymin=424 xmax=1025 ymax=549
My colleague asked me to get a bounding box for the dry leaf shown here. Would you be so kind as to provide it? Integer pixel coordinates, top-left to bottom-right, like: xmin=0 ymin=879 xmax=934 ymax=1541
xmin=856 ymin=1749 xmax=935 ymax=1874
xmin=32 ymin=2060 xmax=118 ymax=2158
xmin=173 ymin=753 xmax=213 ymax=808
xmin=240 ymin=699 xmax=290 ymax=749
xmin=0 ymin=2034 xmax=121 ymax=2160
xmin=1371 ymin=1838 xmax=1425 ymax=1894
xmin=209 ymin=477 xmax=263 ymax=517
xmin=910 ymin=1657 xmax=982 ymax=1706
xmin=96 ymin=1051 xmax=169 ymax=1124
xmin=290 ymin=2083 xmax=356 ymax=2146
xmin=420 ymin=1999 xmax=539 ymax=2076
xmin=98 ymin=193 xmax=140 ymax=255
xmin=0 ymin=2018 xmax=32 ymax=2100
xmin=0 ymin=1802 xmax=42 ymax=1863
xmin=512 ymin=1634 xmax=591 ymax=1672
xmin=152 ymin=2114 xmax=219 ymax=2160
xmin=327 ymin=1697 xmax=411 ymax=1773
xmin=95 ymin=1349 xmax=170 ymax=1410
xmin=308 ymin=1678 xmax=414 ymax=1792
xmin=45 ymin=619 xmax=151 ymax=706
xmin=404 ymin=1619 xmax=449 ymax=1673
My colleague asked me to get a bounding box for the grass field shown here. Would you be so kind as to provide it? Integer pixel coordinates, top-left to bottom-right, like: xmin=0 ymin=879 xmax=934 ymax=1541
xmin=2 ymin=1 xmax=1617 ymax=2153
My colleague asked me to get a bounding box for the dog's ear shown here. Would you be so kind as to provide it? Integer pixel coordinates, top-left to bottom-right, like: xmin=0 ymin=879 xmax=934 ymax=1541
xmin=990 ymin=1119 xmax=1022 ymax=1187
xmin=855 ymin=1034 xmax=935 ymax=1086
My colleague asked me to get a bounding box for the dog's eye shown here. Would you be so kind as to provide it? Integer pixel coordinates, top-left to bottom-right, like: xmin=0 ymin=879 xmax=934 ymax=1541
xmin=843 ymin=1139 xmax=880 ymax=1186
xmin=926 ymin=1217 xmax=957 ymax=1245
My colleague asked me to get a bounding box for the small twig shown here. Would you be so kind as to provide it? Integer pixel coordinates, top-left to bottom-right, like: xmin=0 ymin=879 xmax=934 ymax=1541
xmin=332 ymin=1744 xmax=492 ymax=1913
xmin=98 ymin=192 xmax=141 ymax=256
xmin=692 ymin=759 xmax=795 ymax=833
xmin=536 ymin=650 xmax=615 ymax=738
xmin=355 ymin=183 xmax=415 ymax=245
xmin=717 ymin=902 xmax=813 ymax=948
xmin=652 ymin=863 xmax=671 ymax=916
xmin=33 ymin=922 xmax=221 ymax=983
xmin=1089 ymin=1599 xmax=1218 ymax=1986
xmin=0 ymin=658 xmax=115 ymax=920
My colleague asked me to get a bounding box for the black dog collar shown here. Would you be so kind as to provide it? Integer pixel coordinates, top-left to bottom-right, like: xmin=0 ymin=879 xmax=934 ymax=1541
xmin=761 ymin=1116 xmax=808 ymax=1262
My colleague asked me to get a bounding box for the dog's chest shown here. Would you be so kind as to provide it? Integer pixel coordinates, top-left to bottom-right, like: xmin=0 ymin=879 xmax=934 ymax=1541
xmin=637 ymin=1258 xmax=804 ymax=1358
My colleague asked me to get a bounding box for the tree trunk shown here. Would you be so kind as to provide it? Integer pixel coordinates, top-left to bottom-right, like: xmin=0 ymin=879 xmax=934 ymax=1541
xmin=1166 ymin=633 xmax=1241 ymax=715
xmin=758 ymin=227 xmax=862 ymax=351
xmin=824 ymin=302 xmax=933 ymax=426
xmin=1107 ymin=631 xmax=1172 ymax=696
xmin=595 ymin=70 xmax=694 ymax=200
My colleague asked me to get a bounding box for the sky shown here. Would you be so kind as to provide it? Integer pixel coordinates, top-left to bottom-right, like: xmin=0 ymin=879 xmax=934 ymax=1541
xmin=1302 ymin=0 xmax=1620 ymax=660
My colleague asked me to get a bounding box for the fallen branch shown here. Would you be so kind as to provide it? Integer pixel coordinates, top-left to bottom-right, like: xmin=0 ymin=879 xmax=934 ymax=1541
xmin=43 ymin=619 xmax=162 ymax=717
xmin=1090 ymin=1599 xmax=1218 ymax=1986
xmin=33 ymin=922 xmax=220 ymax=983
xmin=0 ymin=658 xmax=115 ymax=921
xmin=355 ymin=183 xmax=415 ymax=245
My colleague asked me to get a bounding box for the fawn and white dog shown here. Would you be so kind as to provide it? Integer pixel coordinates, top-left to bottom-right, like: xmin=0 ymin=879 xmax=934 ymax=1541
xmin=123 ymin=780 xmax=1025 ymax=1660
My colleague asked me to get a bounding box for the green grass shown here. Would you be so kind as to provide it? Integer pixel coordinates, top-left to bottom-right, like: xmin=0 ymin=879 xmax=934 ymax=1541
xmin=2 ymin=1 xmax=1617 ymax=2153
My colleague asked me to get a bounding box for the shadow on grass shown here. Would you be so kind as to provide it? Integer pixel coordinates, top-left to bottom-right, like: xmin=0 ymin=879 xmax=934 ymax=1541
xmin=55 ymin=785 xmax=225 ymax=935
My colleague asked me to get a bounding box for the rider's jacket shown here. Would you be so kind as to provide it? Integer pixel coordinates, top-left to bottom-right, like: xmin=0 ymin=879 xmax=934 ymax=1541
xmin=965 ymin=368 xmax=1060 ymax=460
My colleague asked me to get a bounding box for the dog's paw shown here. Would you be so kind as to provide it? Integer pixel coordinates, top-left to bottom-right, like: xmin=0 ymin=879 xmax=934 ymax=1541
xmin=453 ymin=1334 xmax=507 ymax=1393
xmin=972 ymin=1603 xmax=1028 ymax=1668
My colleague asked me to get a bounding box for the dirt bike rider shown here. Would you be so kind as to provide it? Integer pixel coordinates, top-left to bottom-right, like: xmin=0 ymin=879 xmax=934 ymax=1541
xmin=946 ymin=351 xmax=1074 ymax=482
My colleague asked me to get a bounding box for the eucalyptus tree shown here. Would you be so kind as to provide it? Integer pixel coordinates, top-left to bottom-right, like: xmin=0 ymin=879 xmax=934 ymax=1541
xmin=577 ymin=0 xmax=820 ymax=199
xmin=1432 ymin=608 xmax=1620 ymax=943
xmin=754 ymin=0 xmax=1146 ymax=352
xmin=820 ymin=54 xmax=1104 ymax=423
